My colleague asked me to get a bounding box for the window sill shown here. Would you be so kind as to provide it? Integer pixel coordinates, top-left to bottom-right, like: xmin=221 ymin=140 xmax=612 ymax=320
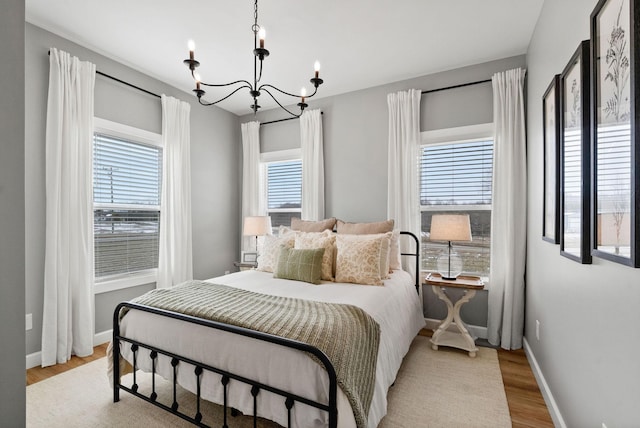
xmin=94 ymin=270 xmax=157 ymax=294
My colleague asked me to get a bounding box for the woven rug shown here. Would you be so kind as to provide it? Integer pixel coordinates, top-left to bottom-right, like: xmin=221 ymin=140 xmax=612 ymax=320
xmin=27 ymin=336 xmax=511 ymax=427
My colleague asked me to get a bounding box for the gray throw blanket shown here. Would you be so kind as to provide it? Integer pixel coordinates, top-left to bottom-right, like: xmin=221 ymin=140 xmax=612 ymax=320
xmin=123 ymin=280 xmax=380 ymax=428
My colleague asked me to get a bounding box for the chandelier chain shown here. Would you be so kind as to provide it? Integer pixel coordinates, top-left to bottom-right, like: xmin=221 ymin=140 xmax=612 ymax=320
xmin=252 ymin=0 xmax=259 ymax=35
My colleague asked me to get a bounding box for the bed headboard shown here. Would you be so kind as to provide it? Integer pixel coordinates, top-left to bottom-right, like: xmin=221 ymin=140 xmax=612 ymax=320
xmin=399 ymin=231 xmax=420 ymax=293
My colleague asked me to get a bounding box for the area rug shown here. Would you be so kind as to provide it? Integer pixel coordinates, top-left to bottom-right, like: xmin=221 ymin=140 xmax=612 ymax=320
xmin=26 ymin=336 xmax=511 ymax=427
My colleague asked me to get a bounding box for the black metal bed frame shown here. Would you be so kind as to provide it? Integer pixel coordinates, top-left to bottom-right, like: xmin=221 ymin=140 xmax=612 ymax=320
xmin=112 ymin=231 xmax=419 ymax=428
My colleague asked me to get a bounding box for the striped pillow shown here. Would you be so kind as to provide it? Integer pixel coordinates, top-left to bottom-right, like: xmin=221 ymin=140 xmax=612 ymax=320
xmin=274 ymin=247 xmax=325 ymax=285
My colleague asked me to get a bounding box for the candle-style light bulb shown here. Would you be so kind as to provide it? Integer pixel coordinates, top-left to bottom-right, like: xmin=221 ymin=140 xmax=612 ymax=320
xmin=300 ymin=87 xmax=307 ymax=102
xmin=194 ymin=72 xmax=201 ymax=90
xmin=314 ymin=61 xmax=321 ymax=79
xmin=258 ymin=28 xmax=266 ymax=48
xmin=188 ymin=40 xmax=195 ymax=61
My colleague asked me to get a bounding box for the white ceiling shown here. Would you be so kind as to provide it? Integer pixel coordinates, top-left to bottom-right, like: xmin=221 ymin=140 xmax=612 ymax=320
xmin=26 ymin=0 xmax=544 ymax=116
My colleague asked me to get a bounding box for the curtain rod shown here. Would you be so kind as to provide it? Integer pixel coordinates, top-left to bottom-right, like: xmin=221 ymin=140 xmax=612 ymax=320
xmin=47 ymin=50 xmax=161 ymax=99
xmin=96 ymin=70 xmax=161 ymax=99
xmin=421 ymin=78 xmax=492 ymax=95
xmin=261 ymin=111 xmax=323 ymax=126
xmin=260 ymin=79 xmax=492 ymax=125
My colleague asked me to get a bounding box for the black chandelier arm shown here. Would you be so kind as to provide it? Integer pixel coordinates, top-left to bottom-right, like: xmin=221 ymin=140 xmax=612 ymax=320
xmin=261 ymin=88 xmax=304 ymax=118
xmin=258 ymin=83 xmax=319 ymax=100
xmin=189 ymin=69 xmax=254 ymax=89
xmin=197 ymin=84 xmax=253 ymax=106
xmin=198 ymin=79 xmax=254 ymax=89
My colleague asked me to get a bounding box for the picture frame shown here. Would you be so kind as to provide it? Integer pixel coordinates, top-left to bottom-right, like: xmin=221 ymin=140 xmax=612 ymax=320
xmin=241 ymin=251 xmax=258 ymax=264
xmin=542 ymin=75 xmax=561 ymax=243
xmin=560 ymin=40 xmax=592 ymax=264
xmin=590 ymin=0 xmax=639 ymax=267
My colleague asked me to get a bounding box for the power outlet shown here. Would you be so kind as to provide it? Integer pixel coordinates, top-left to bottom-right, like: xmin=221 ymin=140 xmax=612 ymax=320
xmin=26 ymin=313 xmax=33 ymax=331
xmin=535 ymin=320 xmax=540 ymax=340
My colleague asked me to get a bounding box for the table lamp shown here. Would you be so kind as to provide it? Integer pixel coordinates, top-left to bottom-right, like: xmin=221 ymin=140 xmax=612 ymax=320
xmin=429 ymin=214 xmax=472 ymax=280
xmin=243 ymin=216 xmax=272 ymax=253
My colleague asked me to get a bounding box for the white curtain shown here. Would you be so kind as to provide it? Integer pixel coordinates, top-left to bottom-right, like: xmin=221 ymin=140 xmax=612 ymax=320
xmin=42 ymin=48 xmax=96 ymax=366
xmin=157 ymin=95 xmax=193 ymax=289
xmin=488 ymin=68 xmax=527 ymax=349
xmin=241 ymin=121 xmax=264 ymax=251
xmin=300 ymin=109 xmax=325 ymax=221
xmin=387 ymin=89 xmax=422 ymax=280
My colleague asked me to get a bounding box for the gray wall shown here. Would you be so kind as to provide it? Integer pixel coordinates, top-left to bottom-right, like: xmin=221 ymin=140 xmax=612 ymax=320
xmin=241 ymin=55 xmax=525 ymax=325
xmin=0 ymin=0 xmax=26 ymax=425
xmin=527 ymin=0 xmax=640 ymax=426
xmin=25 ymin=23 xmax=241 ymax=354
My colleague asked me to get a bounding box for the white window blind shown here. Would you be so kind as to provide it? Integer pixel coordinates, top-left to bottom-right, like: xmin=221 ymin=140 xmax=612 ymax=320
xmin=266 ymin=159 xmax=302 ymax=228
xmin=420 ymin=137 xmax=494 ymax=277
xmin=93 ymin=133 xmax=162 ymax=278
xmin=420 ymin=140 xmax=493 ymax=206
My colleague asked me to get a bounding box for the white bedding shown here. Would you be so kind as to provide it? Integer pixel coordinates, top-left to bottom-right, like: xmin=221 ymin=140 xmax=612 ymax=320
xmin=117 ymin=269 xmax=425 ymax=427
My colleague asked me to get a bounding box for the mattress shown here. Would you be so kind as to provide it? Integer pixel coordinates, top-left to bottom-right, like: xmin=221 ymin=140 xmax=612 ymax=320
xmin=117 ymin=269 xmax=425 ymax=427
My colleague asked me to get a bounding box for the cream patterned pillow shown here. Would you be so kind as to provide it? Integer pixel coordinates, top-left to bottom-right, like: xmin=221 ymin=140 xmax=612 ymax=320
xmin=335 ymin=233 xmax=391 ymax=286
xmin=389 ymin=229 xmax=402 ymax=271
xmin=294 ymin=230 xmax=336 ymax=281
xmin=257 ymin=233 xmax=295 ymax=273
xmin=336 ymin=220 xmax=399 ymax=272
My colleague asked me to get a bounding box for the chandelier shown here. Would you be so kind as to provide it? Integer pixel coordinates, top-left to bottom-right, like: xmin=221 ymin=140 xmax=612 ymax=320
xmin=183 ymin=0 xmax=324 ymax=117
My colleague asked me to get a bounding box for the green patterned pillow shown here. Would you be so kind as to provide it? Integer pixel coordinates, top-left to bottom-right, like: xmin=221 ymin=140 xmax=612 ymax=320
xmin=274 ymin=247 xmax=325 ymax=285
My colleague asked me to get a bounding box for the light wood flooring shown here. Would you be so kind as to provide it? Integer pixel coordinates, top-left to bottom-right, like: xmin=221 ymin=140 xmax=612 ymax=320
xmin=27 ymin=333 xmax=553 ymax=427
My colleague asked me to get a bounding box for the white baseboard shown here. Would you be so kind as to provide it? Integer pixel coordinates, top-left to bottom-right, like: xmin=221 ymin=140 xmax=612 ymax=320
xmin=25 ymin=351 xmax=41 ymax=370
xmin=424 ymin=317 xmax=488 ymax=339
xmin=94 ymin=329 xmax=113 ymax=346
xmin=26 ymin=329 xmax=113 ymax=370
xmin=523 ymin=337 xmax=566 ymax=428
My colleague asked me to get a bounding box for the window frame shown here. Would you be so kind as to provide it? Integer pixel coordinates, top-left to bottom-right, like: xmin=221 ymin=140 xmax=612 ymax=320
xmin=261 ymin=148 xmax=302 ymax=229
xmin=420 ymin=122 xmax=494 ymax=280
xmin=93 ymin=117 xmax=162 ymax=294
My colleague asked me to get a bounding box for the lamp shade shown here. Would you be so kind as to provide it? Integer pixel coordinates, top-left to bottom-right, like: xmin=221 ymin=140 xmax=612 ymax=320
xmin=243 ymin=216 xmax=272 ymax=236
xmin=429 ymin=214 xmax=472 ymax=242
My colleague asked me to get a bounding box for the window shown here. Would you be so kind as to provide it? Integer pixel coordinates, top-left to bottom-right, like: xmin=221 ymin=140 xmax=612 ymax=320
xmin=420 ymin=124 xmax=494 ymax=278
xmin=261 ymin=149 xmax=302 ymax=230
xmin=93 ymin=118 xmax=162 ymax=292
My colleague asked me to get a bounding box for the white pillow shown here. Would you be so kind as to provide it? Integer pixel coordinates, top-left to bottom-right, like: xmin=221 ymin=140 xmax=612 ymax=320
xmin=335 ymin=233 xmax=391 ymax=286
xmin=278 ymin=225 xmax=294 ymax=236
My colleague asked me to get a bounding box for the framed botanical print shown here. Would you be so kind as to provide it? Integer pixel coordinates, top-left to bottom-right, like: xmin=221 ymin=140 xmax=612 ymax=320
xmin=591 ymin=0 xmax=639 ymax=267
xmin=543 ymin=75 xmax=561 ymax=243
xmin=560 ymin=40 xmax=592 ymax=264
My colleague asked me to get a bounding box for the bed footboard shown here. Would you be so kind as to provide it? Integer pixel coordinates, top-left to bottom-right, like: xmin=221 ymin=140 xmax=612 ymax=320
xmin=112 ymin=302 xmax=338 ymax=428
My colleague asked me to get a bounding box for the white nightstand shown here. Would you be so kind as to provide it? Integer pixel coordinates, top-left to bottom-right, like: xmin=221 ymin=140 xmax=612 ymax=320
xmin=425 ymin=273 xmax=484 ymax=357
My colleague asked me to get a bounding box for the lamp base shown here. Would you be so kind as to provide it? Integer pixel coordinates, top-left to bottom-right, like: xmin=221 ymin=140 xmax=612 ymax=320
xmin=436 ymin=250 xmax=463 ymax=280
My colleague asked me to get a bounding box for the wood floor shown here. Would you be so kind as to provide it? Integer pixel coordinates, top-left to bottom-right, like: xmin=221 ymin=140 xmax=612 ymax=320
xmin=27 ymin=335 xmax=554 ymax=427
xmin=26 ymin=343 xmax=108 ymax=386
